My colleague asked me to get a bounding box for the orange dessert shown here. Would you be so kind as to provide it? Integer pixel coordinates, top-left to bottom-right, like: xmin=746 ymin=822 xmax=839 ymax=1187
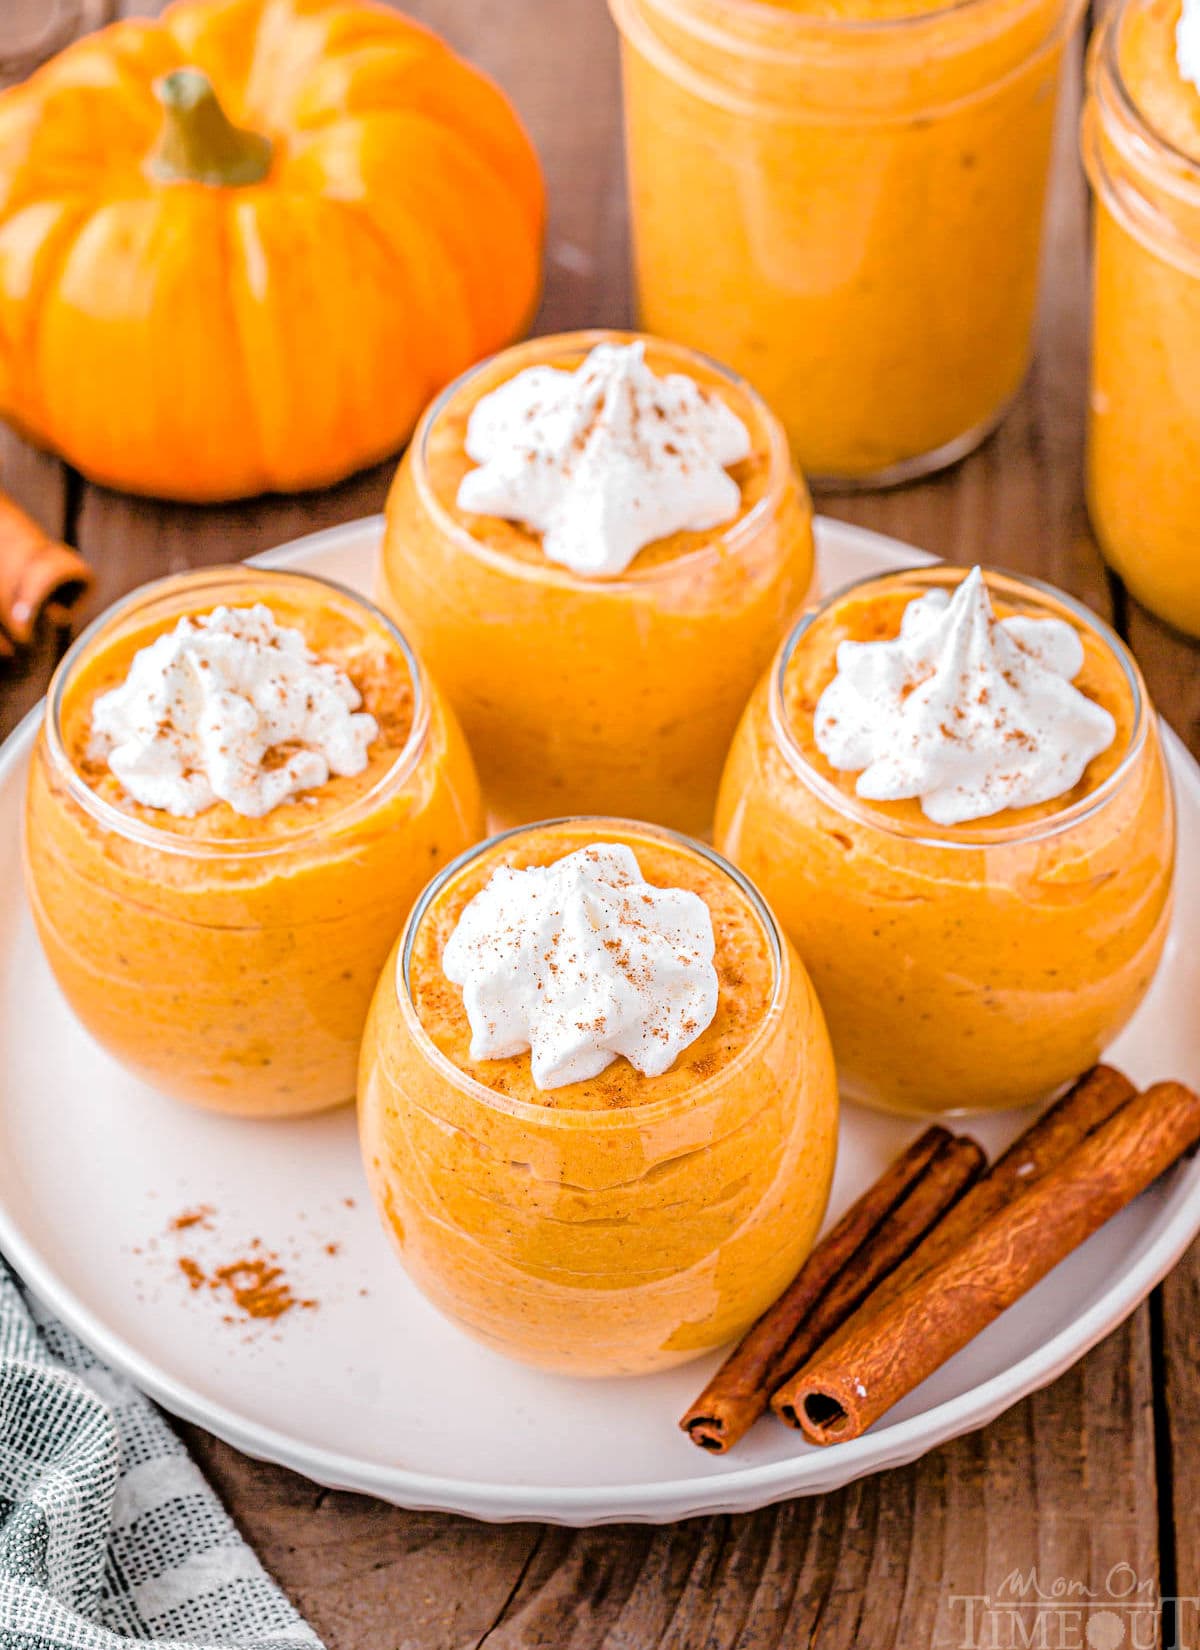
xmin=609 ymin=0 xmax=1085 ymax=484
xmin=25 ymin=567 xmax=483 ymax=1116
xmin=716 ymin=566 xmax=1174 ymax=1116
xmin=1084 ymin=0 xmax=1200 ymax=636
xmin=379 ymin=330 xmax=813 ymax=835
xmin=358 ymin=819 xmax=838 ymax=1375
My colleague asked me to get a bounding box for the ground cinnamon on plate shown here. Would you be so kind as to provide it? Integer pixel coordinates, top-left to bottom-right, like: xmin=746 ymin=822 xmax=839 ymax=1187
xmin=165 ymin=1206 xmax=321 ymax=1324
xmin=173 ymin=1250 xmax=316 ymax=1322
xmin=213 ymin=1257 xmax=317 ymax=1322
xmin=168 ymin=1204 xmax=214 ymax=1232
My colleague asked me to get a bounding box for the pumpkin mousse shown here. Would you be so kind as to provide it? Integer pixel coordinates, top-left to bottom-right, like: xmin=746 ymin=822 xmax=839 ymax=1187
xmin=25 ymin=567 xmax=483 ymax=1116
xmin=358 ymin=819 xmax=838 ymax=1375
xmin=716 ymin=565 xmax=1174 ymax=1115
xmin=379 ymin=330 xmax=814 ymax=835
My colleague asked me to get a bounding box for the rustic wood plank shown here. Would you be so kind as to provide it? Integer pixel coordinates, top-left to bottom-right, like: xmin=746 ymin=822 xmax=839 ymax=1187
xmin=0 ymin=1 xmax=116 ymax=82
xmin=1127 ymin=604 xmax=1200 ymax=756
xmin=0 ymin=434 xmax=73 ymax=740
xmin=183 ymin=1317 xmax=1156 ymax=1650
xmin=1123 ymin=606 xmax=1200 ymax=1614
xmin=73 ymin=463 xmax=395 ymax=613
xmin=180 ymin=1428 xmax=544 ymax=1650
xmin=1159 ymin=1261 xmax=1200 ymax=1620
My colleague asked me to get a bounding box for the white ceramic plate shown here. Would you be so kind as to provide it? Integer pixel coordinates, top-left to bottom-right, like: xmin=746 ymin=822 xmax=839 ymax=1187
xmin=0 ymin=516 xmax=1196 ymax=1526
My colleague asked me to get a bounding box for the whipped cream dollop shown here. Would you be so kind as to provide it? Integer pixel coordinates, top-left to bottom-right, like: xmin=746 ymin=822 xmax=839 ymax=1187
xmin=812 ymin=568 xmax=1117 ymax=826
xmin=440 ymin=843 xmax=720 ymax=1091
xmin=1178 ymin=0 xmax=1200 ymax=93
xmin=88 ymin=604 xmax=378 ymax=818
xmin=456 ymin=341 xmax=753 ymax=578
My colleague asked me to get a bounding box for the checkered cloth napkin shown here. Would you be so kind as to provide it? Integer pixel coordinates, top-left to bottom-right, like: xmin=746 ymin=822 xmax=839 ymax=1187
xmin=0 ymin=1259 xmax=323 ymax=1650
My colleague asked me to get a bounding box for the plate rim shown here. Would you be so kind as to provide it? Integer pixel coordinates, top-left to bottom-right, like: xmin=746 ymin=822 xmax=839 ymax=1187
xmin=2 ymin=513 xmax=1197 ymax=1523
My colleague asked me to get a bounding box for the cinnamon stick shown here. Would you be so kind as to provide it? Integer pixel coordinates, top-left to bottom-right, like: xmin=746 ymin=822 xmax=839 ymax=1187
xmin=829 ymin=1065 xmax=1136 ymax=1342
xmin=679 ymin=1127 xmax=983 ymax=1452
xmin=776 ymin=1081 xmax=1200 ymax=1444
xmin=0 ymin=491 xmax=91 ymax=647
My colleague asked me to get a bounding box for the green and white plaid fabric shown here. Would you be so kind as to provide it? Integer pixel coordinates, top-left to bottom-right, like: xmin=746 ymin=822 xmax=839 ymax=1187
xmin=0 ymin=1260 xmax=322 ymax=1650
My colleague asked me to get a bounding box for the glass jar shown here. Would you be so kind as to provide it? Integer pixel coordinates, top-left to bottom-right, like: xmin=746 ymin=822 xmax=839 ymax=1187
xmin=715 ymin=565 xmax=1175 ymax=1116
xmin=1083 ymin=0 xmax=1200 ymax=637
xmin=24 ymin=567 xmax=484 ymax=1117
xmin=608 ymin=0 xmax=1086 ymax=486
xmin=358 ymin=817 xmax=838 ymax=1375
xmin=378 ymin=329 xmax=814 ymax=837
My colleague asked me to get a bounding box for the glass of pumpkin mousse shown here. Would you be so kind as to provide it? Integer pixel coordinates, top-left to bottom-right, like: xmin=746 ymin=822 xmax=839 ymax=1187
xmin=24 ymin=567 xmax=484 ymax=1117
xmin=716 ymin=565 xmax=1175 ymax=1117
xmin=378 ymin=330 xmax=813 ymax=837
xmin=608 ymin=0 xmax=1086 ymax=486
xmin=358 ymin=819 xmax=838 ymax=1376
xmin=1083 ymin=0 xmax=1200 ymax=636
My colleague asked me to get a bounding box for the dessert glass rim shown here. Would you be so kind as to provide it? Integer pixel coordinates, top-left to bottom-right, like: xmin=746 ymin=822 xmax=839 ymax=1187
xmin=394 ymin=814 xmax=789 ymax=1129
xmin=1085 ymin=0 xmax=1200 ymax=215
xmin=408 ymin=327 xmax=795 ymax=592
xmin=42 ymin=564 xmax=432 ymax=861
xmin=768 ymin=561 xmax=1150 ymax=849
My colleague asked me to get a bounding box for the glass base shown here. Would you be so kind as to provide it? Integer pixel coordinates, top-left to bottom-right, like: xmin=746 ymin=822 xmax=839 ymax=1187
xmin=809 ymin=393 xmax=1017 ymax=495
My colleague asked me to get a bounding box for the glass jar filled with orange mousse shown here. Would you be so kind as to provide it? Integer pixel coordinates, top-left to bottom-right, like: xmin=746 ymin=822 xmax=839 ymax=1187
xmin=608 ymin=0 xmax=1085 ymax=486
xmin=1084 ymin=0 xmax=1200 ymax=636
xmin=358 ymin=819 xmax=838 ymax=1376
xmin=25 ymin=568 xmax=483 ymax=1117
xmin=379 ymin=330 xmax=813 ymax=836
xmin=717 ymin=565 xmax=1174 ymax=1116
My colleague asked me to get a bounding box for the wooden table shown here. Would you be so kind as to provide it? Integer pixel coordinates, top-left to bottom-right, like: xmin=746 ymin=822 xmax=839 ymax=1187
xmin=4 ymin=3 xmax=1198 ymax=1647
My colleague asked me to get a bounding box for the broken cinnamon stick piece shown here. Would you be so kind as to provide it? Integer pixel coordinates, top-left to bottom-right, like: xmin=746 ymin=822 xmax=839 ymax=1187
xmin=679 ymin=1126 xmax=981 ymax=1453
xmin=0 ymin=490 xmax=91 ymax=646
xmin=777 ymin=1081 xmax=1200 ymax=1445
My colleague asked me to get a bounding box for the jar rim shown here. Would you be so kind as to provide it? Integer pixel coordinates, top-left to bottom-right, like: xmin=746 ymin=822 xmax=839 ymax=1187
xmin=43 ymin=565 xmax=432 ymax=860
xmin=406 ymin=328 xmax=796 ymax=592
xmin=768 ymin=562 xmax=1150 ymax=848
xmin=609 ymin=0 xmax=1085 ymax=122
xmin=1088 ymin=0 xmax=1200 ymax=194
xmin=394 ymin=816 xmax=791 ymax=1128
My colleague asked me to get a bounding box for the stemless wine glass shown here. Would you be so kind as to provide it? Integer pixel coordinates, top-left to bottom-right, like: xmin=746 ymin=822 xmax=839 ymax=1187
xmin=358 ymin=817 xmax=839 ymax=1375
xmin=716 ymin=565 xmax=1175 ymax=1115
xmin=379 ymin=330 xmax=814 ymax=836
xmin=25 ymin=566 xmax=484 ymax=1116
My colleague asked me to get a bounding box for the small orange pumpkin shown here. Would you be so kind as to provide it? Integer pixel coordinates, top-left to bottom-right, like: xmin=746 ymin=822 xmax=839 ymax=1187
xmin=0 ymin=0 xmax=545 ymax=500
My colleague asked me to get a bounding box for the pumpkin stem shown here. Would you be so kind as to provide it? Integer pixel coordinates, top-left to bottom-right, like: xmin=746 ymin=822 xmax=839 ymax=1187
xmin=148 ymin=68 xmax=272 ymax=188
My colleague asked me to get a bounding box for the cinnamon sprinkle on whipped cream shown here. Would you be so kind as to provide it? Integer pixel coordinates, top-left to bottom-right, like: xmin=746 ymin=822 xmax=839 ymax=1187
xmin=437 ymin=843 xmax=720 ymax=1090
xmin=456 ymin=341 xmax=752 ymax=577
xmin=88 ymin=604 xmax=378 ymax=818
xmin=813 ymin=568 xmax=1117 ymax=825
